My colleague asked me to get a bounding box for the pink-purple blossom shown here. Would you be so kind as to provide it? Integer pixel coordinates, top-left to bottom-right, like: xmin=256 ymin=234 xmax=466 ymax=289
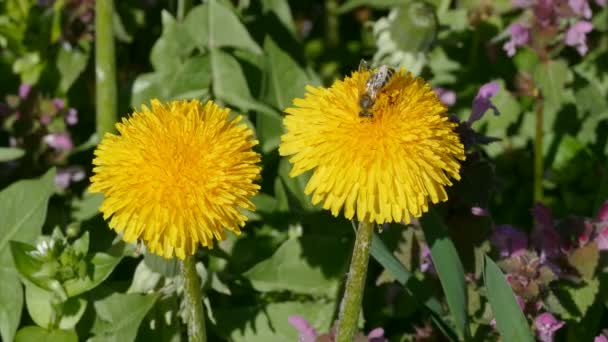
xmin=503 ymin=23 xmax=530 ymax=57
xmin=595 ymin=335 xmax=608 ymax=342
xmin=534 ymin=312 xmax=565 ymax=342
xmin=596 ymin=0 xmax=607 ymax=6
xmin=55 ymin=166 xmax=86 ymax=190
xmin=569 ymin=0 xmax=592 ymax=18
xmin=19 ymin=84 xmax=31 ymax=99
xmin=491 ymin=225 xmax=528 ymax=257
xmin=52 ymin=98 xmax=65 ymax=110
xmin=43 ymin=133 xmax=74 ymax=152
xmin=471 ymin=206 xmax=490 ymax=217
xmin=565 ymin=21 xmax=593 ymax=55
xmin=469 ymin=82 xmax=500 ymax=126
xmin=433 ymin=87 xmax=456 ymax=107
xmin=288 ymin=316 xmax=317 ymax=342
xmin=66 ymin=108 xmax=78 ymax=125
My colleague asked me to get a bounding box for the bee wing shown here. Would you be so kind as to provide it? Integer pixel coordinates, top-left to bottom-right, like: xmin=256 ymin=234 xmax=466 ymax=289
xmin=358 ymin=59 xmax=370 ymax=72
xmin=357 ymin=59 xmax=371 ymax=98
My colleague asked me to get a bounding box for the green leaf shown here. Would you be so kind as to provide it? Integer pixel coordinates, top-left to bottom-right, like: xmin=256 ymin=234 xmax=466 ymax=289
xmin=387 ymin=2 xmax=438 ymax=53
xmin=127 ymin=260 xmax=162 ymax=294
xmin=483 ymin=256 xmax=534 ymax=342
xmin=210 ymin=48 xmax=277 ymax=115
xmin=0 ymin=147 xmax=25 ymax=161
xmin=371 ymin=232 xmax=412 ymax=285
xmin=261 ymin=0 xmax=297 ymax=35
xmin=25 ymin=284 xmax=87 ymax=330
xmin=214 ymin=300 xmax=335 ymax=342
xmin=131 ymin=55 xmax=211 ymax=107
xmin=545 ymin=278 xmax=600 ymax=321
xmin=420 ymin=209 xmax=469 ymax=339
xmin=184 ymin=0 xmax=262 ymax=54
xmin=56 ymin=42 xmax=90 ymax=93
xmin=62 ymin=247 xmax=125 ymax=297
xmin=534 ymin=59 xmax=572 ymax=116
xmin=71 ymin=190 xmax=103 ymax=222
xmin=244 ymin=236 xmax=350 ymax=296
xmin=277 ymin=158 xmax=316 ymax=211
xmin=0 ymin=169 xmax=55 ymax=342
xmin=90 ymin=293 xmax=158 ymax=342
xmin=149 ymin=10 xmax=196 ymax=72
xmin=14 ymin=326 xmax=78 ymax=342
xmin=10 ymin=241 xmax=66 ymax=297
xmin=262 ymin=37 xmax=310 ymax=110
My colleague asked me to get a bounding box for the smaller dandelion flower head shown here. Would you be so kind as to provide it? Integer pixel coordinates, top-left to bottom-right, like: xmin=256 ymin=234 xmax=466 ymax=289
xmin=280 ymin=68 xmax=465 ymax=224
xmin=90 ymin=100 xmax=261 ymax=259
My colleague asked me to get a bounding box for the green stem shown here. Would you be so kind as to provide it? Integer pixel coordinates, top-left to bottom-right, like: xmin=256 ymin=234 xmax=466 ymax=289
xmin=336 ymin=221 xmax=374 ymax=342
xmin=95 ymin=0 xmax=118 ymax=137
xmin=325 ymin=0 xmax=340 ymax=49
xmin=177 ymin=0 xmax=192 ymax=21
xmin=534 ymin=98 xmax=544 ymax=203
xmin=182 ymin=255 xmax=207 ymax=342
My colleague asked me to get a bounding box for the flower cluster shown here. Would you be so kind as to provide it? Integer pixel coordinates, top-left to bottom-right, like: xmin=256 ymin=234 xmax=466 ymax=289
xmin=0 ymin=84 xmax=82 ymax=189
xmin=288 ymin=316 xmax=386 ymax=342
xmin=38 ymin=0 xmax=95 ymax=43
xmin=489 ymin=201 xmax=608 ymax=341
xmin=503 ymin=0 xmax=606 ymax=56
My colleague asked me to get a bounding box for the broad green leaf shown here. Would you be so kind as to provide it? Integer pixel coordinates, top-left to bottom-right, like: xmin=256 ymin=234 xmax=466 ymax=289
xmin=149 ymin=10 xmax=196 ymax=72
xmin=210 ymin=48 xmax=277 ymax=115
xmin=534 ymin=59 xmax=572 ymax=117
xmin=10 ymin=241 xmax=66 ymax=297
xmin=277 ymin=158 xmax=316 ymax=211
xmin=127 ymin=260 xmax=162 ymax=294
xmin=257 ymin=110 xmax=283 ymax=153
xmin=214 ymin=300 xmax=335 ymax=342
xmin=0 ymin=147 xmax=24 ymax=161
xmin=90 ymin=293 xmax=158 ymax=342
xmin=71 ymin=190 xmax=103 ymax=221
xmin=483 ymin=256 xmax=534 ymax=342
xmin=14 ymin=326 xmax=78 ymax=342
xmin=0 ymin=169 xmax=55 ymax=342
xmin=545 ymin=278 xmax=600 ymax=321
xmin=184 ymin=0 xmax=262 ymax=54
xmin=262 ymin=37 xmax=310 ymax=110
xmin=244 ymin=236 xmax=350 ymax=296
xmin=339 ymin=0 xmax=404 ymax=13
xmin=261 ymin=0 xmax=296 ymax=35
xmin=25 ymin=284 xmax=87 ymax=330
xmin=56 ymin=42 xmax=90 ymax=93
xmin=420 ymin=209 xmax=469 ymax=339
xmin=371 ymin=232 xmax=412 ymax=285
xmin=131 ymin=55 xmax=211 ymax=107
xmin=387 ymin=2 xmax=438 ymax=53
xmin=143 ymin=252 xmax=179 ymax=278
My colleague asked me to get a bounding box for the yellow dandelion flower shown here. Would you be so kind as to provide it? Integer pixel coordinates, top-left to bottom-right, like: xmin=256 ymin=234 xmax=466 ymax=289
xmin=279 ymin=69 xmax=465 ymax=224
xmin=90 ymin=99 xmax=261 ymax=259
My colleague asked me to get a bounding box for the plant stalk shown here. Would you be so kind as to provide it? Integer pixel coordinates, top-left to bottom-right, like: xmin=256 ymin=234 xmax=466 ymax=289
xmin=534 ymin=98 xmax=544 ymax=203
xmin=325 ymin=0 xmax=340 ymax=49
xmin=95 ymin=0 xmax=118 ymax=137
xmin=336 ymin=220 xmax=374 ymax=342
xmin=177 ymin=0 xmax=192 ymax=21
xmin=182 ymin=255 xmax=207 ymax=342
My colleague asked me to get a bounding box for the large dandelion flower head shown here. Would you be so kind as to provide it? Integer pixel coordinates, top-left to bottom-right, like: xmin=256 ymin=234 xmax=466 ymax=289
xmin=90 ymin=100 xmax=261 ymax=259
xmin=279 ymin=68 xmax=465 ymax=224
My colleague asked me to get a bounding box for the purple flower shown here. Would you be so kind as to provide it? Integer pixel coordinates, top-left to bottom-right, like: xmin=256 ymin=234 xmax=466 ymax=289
xmin=596 ymin=0 xmax=607 ymax=7
xmin=40 ymin=115 xmax=52 ymax=125
xmin=569 ymin=0 xmax=592 ymax=18
xmin=595 ymin=335 xmax=608 ymax=342
xmin=55 ymin=166 xmax=86 ymax=190
xmin=596 ymin=228 xmax=608 ymax=250
xmin=565 ymin=21 xmax=593 ymax=55
xmin=43 ymin=133 xmax=74 ymax=151
xmin=468 ymin=82 xmax=500 ymax=126
xmin=491 ymin=225 xmax=528 ymax=257
xmin=503 ymin=23 xmax=530 ymax=57
xmin=52 ymin=98 xmax=65 ymax=110
xmin=19 ymin=84 xmax=32 ymax=99
xmin=512 ymin=0 xmax=535 ymax=8
xmin=288 ymin=316 xmax=317 ymax=342
xmin=534 ymin=313 xmax=565 ymax=342
xmin=596 ymin=201 xmax=608 ymax=222
xmin=65 ymin=108 xmax=78 ymax=125
xmin=367 ymin=328 xmax=387 ymax=342
xmin=471 ymin=206 xmax=490 ymax=217
xmin=420 ymin=245 xmax=435 ymax=273
xmin=433 ymin=87 xmax=456 ymax=107
xmin=535 ymin=0 xmax=557 ymax=27
xmin=532 ymin=204 xmax=561 ymax=260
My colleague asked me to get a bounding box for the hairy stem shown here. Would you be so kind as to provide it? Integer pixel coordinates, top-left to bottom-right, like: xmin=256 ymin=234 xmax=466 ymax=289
xmin=534 ymin=98 xmax=544 ymax=203
xmin=95 ymin=0 xmax=118 ymax=137
xmin=336 ymin=220 xmax=374 ymax=342
xmin=182 ymin=256 xmax=207 ymax=342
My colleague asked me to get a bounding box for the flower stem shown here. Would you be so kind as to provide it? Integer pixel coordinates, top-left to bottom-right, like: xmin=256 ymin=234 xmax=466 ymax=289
xmin=181 ymin=255 xmax=207 ymax=342
xmin=325 ymin=0 xmax=340 ymax=49
xmin=534 ymin=98 xmax=544 ymax=203
xmin=95 ymin=0 xmax=118 ymax=136
xmin=336 ymin=220 xmax=374 ymax=342
xmin=177 ymin=0 xmax=191 ymax=21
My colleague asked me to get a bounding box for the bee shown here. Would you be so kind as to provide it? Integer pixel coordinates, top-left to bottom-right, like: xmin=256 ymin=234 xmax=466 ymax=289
xmin=358 ymin=59 xmax=396 ymax=118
